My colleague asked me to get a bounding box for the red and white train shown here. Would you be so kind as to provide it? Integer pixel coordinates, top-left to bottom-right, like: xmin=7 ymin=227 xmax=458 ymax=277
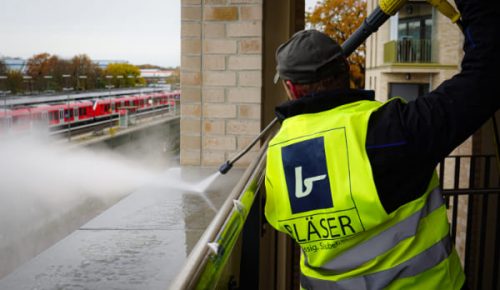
xmin=0 ymin=91 xmax=180 ymax=135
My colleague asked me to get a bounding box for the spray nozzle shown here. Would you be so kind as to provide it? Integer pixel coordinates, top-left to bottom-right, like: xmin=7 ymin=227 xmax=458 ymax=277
xmin=219 ymin=161 xmax=233 ymax=175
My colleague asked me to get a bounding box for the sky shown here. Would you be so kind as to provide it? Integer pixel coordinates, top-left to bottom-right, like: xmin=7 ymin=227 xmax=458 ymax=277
xmin=0 ymin=0 xmax=180 ymax=68
xmin=305 ymin=0 xmax=319 ymax=12
xmin=0 ymin=0 xmax=320 ymax=68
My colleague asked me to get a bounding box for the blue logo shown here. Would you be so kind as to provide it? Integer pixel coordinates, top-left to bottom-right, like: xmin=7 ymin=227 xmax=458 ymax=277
xmin=282 ymin=137 xmax=333 ymax=214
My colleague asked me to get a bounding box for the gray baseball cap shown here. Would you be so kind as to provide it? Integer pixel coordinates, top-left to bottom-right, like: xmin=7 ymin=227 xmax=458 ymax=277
xmin=274 ymin=29 xmax=347 ymax=84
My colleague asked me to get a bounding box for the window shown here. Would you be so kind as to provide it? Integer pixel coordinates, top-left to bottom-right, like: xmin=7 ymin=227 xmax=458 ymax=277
xmin=396 ymin=3 xmax=433 ymax=62
xmin=398 ymin=17 xmax=432 ymax=41
xmin=64 ymin=109 xmax=73 ymax=119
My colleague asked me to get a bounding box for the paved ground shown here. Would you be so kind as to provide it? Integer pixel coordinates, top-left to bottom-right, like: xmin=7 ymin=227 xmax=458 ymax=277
xmin=0 ymin=166 xmax=243 ymax=290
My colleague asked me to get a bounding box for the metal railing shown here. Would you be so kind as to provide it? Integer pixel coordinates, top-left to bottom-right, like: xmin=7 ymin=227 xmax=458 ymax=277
xmin=440 ymin=154 xmax=500 ymax=290
xmin=384 ymin=38 xmax=435 ymax=63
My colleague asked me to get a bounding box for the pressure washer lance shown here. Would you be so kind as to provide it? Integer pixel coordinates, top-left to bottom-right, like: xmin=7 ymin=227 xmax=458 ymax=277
xmin=218 ymin=0 xmax=462 ymax=175
xmin=218 ymin=117 xmax=279 ymax=174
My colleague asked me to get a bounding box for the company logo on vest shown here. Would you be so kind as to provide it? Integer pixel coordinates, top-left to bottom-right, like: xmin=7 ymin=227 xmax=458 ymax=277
xmin=294 ymin=166 xmax=326 ymax=198
xmin=282 ymin=137 xmax=332 ymax=214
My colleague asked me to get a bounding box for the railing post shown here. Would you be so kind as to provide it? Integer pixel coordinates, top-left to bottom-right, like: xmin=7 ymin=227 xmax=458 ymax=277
xmin=238 ymin=189 xmax=262 ymax=290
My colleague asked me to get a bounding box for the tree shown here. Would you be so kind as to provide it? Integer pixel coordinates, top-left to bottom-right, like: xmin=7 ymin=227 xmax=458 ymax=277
xmin=137 ymin=64 xmax=166 ymax=70
xmin=6 ymin=70 xmax=24 ymax=94
xmin=104 ymin=63 xmax=142 ymax=88
xmin=26 ymin=53 xmax=54 ymax=92
xmin=0 ymin=59 xmax=7 ymax=93
xmin=165 ymin=66 xmax=180 ymax=89
xmin=0 ymin=59 xmax=6 ymax=75
xmin=306 ymin=0 xmax=367 ymax=88
xmin=51 ymin=58 xmax=72 ymax=91
xmin=26 ymin=53 xmax=64 ymax=92
xmin=70 ymin=54 xmax=101 ymax=90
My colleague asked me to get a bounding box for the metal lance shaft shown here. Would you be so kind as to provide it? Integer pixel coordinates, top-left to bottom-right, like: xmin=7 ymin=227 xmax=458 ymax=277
xmin=219 ymin=117 xmax=278 ymax=174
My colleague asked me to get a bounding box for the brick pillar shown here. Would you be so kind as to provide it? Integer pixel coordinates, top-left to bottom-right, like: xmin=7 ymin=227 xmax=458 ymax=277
xmin=181 ymin=0 xmax=263 ymax=167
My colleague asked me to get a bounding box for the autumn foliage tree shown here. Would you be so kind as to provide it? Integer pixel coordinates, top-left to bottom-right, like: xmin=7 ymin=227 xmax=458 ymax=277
xmin=12 ymin=53 xmax=145 ymax=94
xmin=70 ymin=54 xmax=102 ymax=91
xmin=0 ymin=59 xmax=6 ymax=76
xmin=26 ymin=53 xmax=57 ymax=91
xmin=104 ymin=63 xmax=143 ymax=88
xmin=5 ymin=71 xmax=24 ymax=94
xmin=26 ymin=53 xmax=103 ymax=92
xmin=306 ymin=0 xmax=367 ymax=88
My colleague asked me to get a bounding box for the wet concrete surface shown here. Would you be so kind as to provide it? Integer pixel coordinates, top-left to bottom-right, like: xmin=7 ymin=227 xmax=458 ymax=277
xmin=0 ymin=166 xmax=243 ymax=290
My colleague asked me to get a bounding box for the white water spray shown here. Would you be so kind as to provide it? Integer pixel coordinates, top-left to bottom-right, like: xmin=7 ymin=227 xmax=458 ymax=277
xmin=193 ymin=171 xmax=222 ymax=192
xmin=149 ymin=168 xmax=222 ymax=212
xmin=192 ymin=171 xmax=222 ymax=212
xmin=0 ymin=134 xmax=158 ymax=278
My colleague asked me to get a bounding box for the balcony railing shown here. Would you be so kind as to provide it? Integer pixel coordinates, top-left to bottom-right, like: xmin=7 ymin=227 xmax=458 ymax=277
xmin=440 ymin=155 xmax=500 ymax=290
xmin=384 ymin=38 xmax=436 ymax=63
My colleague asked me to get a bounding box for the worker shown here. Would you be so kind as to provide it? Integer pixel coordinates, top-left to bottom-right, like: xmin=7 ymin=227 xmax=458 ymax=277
xmin=264 ymin=0 xmax=499 ymax=289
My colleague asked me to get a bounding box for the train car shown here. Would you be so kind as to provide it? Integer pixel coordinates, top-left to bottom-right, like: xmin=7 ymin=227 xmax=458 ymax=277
xmin=0 ymin=90 xmax=180 ymax=136
xmin=42 ymin=101 xmax=94 ymax=127
xmin=74 ymin=101 xmax=95 ymax=122
xmin=29 ymin=104 xmax=52 ymax=131
xmin=10 ymin=108 xmax=32 ymax=131
xmin=130 ymin=95 xmax=146 ymax=109
xmin=137 ymin=94 xmax=154 ymax=109
xmin=30 ymin=105 xmax=50 ymax=122
xmin=170 ymin=90 xmax=181 ymax=100
xmin=92 ymin=99 xmax=116 ymax=120
xmin=113 ymin=95 xmax=137 ymax=112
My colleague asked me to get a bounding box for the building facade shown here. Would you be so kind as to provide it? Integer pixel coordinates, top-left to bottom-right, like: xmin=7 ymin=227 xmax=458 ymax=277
xmin=180 ymin=0 xmax=304 ymax=168
xmin=365 ymin=0 xmax=463 ymax=103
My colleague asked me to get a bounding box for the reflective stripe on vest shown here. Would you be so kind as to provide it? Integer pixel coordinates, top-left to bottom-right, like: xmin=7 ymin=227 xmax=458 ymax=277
xmin=305 ymin=187 xmax=444 ymax=273
xmin=301 ymin=235 xmax=452 ymax=290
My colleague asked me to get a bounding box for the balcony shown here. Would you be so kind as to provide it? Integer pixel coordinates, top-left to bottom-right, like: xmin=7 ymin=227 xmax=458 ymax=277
xmin=384 ymin=38 xmax=436 ymax=64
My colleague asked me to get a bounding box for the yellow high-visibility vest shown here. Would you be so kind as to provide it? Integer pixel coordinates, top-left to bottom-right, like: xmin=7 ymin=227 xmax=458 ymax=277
xmin=265 ymin=100 xmax=465 ymax=289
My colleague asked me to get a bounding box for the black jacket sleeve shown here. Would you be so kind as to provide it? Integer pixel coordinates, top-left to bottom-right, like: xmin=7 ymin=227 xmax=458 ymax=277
xmin=367 ymin=0 xmax=500 ymax=214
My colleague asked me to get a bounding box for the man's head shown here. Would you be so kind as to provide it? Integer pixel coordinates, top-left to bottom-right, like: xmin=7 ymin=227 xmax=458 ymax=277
xmin=274 ymin=29 xmax=350 ymax=100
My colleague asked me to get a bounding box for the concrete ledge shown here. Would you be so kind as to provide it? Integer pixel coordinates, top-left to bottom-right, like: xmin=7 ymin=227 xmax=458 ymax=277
xmin=0 ymin=167 xmax=243 ymax=290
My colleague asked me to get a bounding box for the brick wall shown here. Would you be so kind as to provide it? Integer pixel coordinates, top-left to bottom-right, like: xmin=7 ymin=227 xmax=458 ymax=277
xmin=181 ymin=0 xmax=263 ymax=167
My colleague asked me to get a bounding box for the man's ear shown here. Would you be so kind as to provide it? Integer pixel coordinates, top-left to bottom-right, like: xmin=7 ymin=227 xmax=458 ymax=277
xmin=285 ymin=80 xmax=299 ymax=99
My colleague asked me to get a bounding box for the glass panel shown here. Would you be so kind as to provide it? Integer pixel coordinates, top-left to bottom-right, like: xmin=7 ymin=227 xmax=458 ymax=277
xmin=425 ymin=18 xmax=432 ymax=39
xmin=408 ymin=20 xmax=420 ymax=40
